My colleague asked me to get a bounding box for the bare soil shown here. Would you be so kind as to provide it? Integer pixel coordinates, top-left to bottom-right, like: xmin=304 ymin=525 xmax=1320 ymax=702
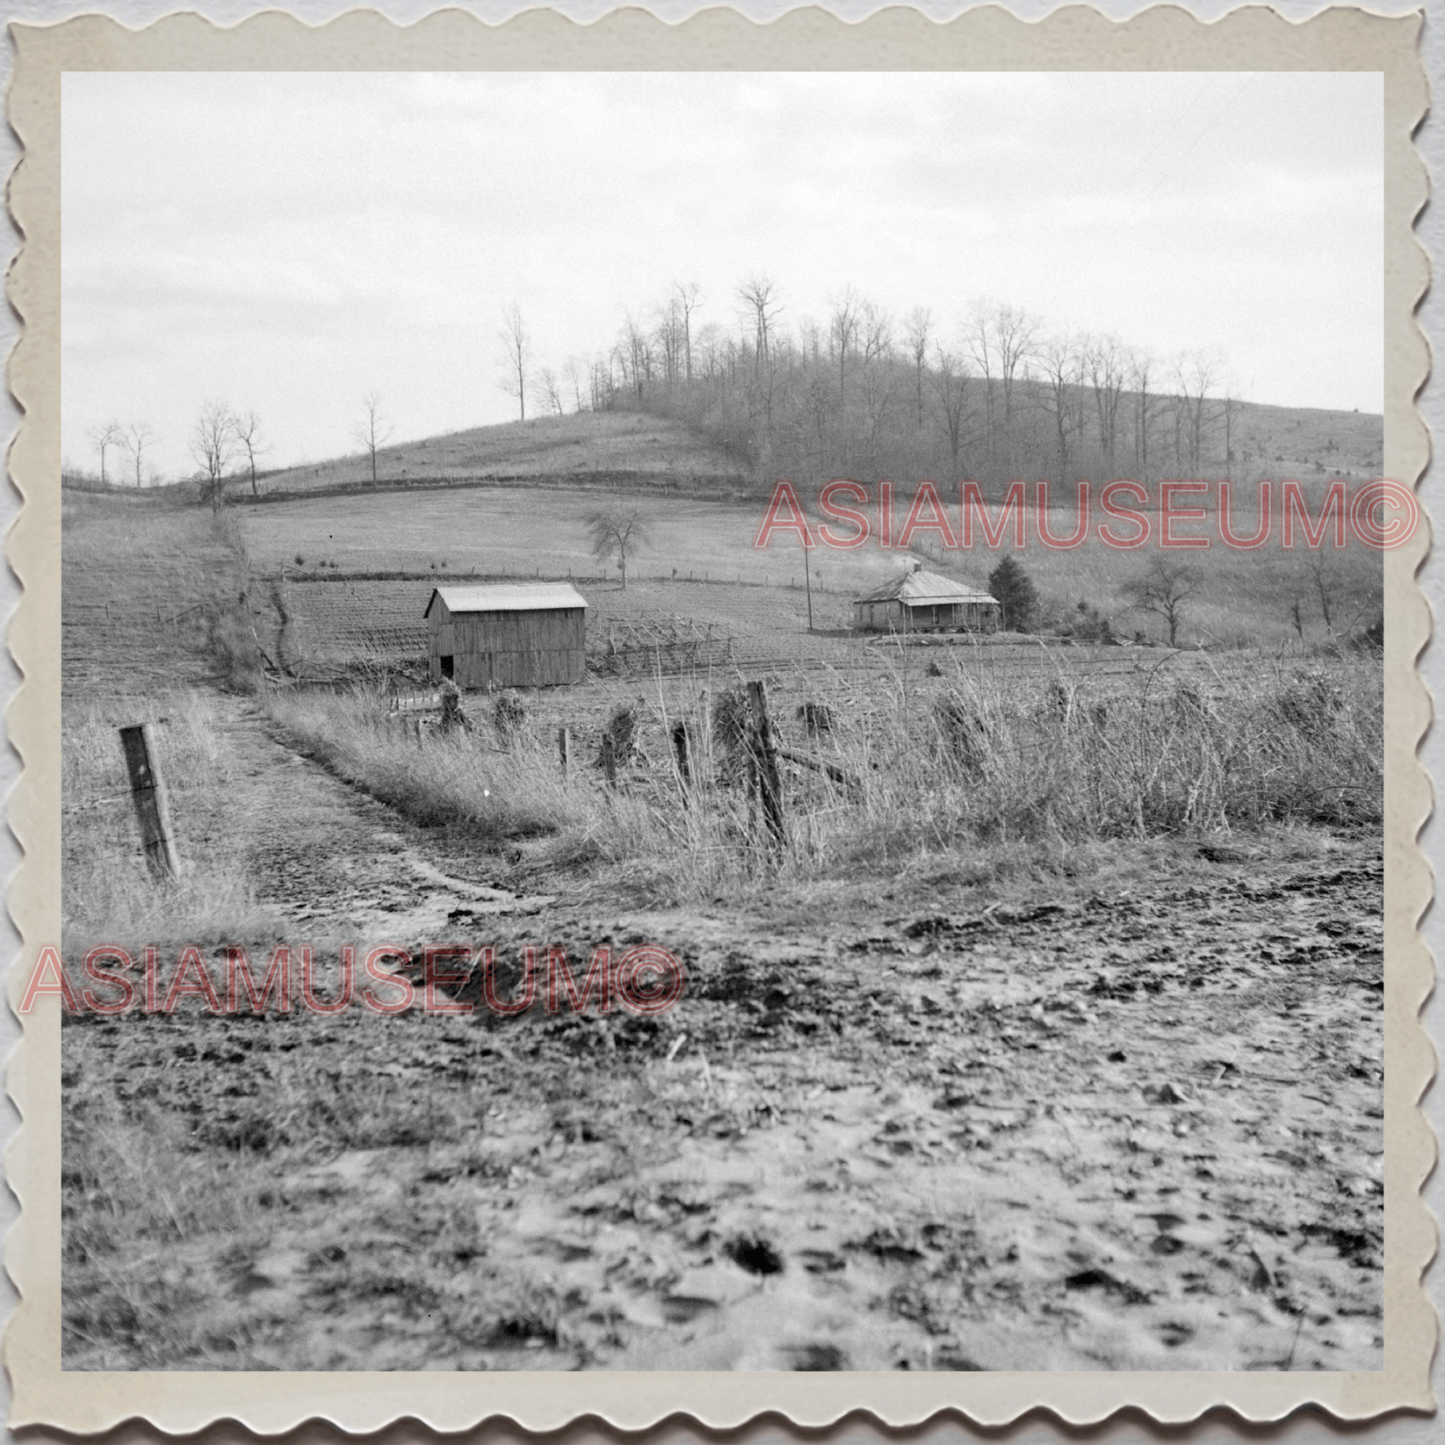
xmin=62 ymin=688 xmax=1383 ymax=1372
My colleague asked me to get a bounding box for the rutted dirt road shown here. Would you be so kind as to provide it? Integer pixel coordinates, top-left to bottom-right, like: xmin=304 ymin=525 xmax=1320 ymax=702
xmin=64 ymin=693 xmax=1384 ymax=1370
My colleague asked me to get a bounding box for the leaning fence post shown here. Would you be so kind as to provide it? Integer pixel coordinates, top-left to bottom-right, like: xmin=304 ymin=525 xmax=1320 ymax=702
xmin=118 ymin=724 xmax=180 ymax=880
xmin=746 ymin=680 xmax=785 ymax=850
xmin=558 ymin=725 xmax=572 ymax=779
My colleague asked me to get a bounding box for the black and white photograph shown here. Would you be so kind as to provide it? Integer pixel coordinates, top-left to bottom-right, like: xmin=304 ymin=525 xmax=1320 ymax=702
xmin=49 ymin=60 xmax=1399 ymax=1380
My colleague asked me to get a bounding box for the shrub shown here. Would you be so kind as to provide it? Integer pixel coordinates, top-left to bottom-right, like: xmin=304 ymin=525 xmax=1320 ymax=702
xmin=491 ymin=689 xmax=526 ymax=744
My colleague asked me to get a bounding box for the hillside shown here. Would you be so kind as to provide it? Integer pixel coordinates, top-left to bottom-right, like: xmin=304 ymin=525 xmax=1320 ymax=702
xmin=243 ymin=393 xmax=1383 ymax=506
xmin=257 ymin=412 xmax=749 ymax=497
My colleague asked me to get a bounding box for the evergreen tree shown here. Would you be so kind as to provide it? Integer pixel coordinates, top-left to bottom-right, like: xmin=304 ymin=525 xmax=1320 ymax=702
xmin=988 ymin=556 xmax=1038 ymax=632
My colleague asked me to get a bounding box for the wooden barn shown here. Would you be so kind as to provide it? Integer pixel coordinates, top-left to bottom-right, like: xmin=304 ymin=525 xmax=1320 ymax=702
xmin=424 ymin=583 xmax=588 ymax=689
xmin=852 ymin=566 xmax=1001 ymax=634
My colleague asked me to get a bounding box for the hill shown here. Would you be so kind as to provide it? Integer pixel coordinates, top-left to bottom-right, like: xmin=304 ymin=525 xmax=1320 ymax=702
xmin=255 ymin=411 xmax=750 ymax=498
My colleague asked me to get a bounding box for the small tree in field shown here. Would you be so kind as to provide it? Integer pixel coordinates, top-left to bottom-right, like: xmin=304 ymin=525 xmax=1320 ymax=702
xmin=1122 ymin=555 xmax=1201 ymax=648
xmin=586 ymin=505 xmax=652 ymax=591
xmin=89 ymin=421 xmax=123 ymax=485
xmin=988 ymin=555 xmax=1038 ymax=632
xmin=354 ymin=392 xmax=392 ymax=486
xmin=499 ymin=303 xmax=531 ymax=421
xmin=191 ymin=401 xmax=237 ymax=512
xmin=233 ymin=409 xmax=267 ymax=497
xmin=124 ymin=422 xmax=155 ymax=488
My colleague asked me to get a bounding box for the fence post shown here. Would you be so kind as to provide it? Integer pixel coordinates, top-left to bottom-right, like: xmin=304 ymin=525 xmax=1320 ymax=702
xmin=118 ymin=724 xmax=180 ymax=879
xmin=671 ymin=720 xmax=693 ymax=801
xmin=558 ymin=725 xmax=572 ymax=779
xmin=746 ymin=680 xmax=785 ymax=850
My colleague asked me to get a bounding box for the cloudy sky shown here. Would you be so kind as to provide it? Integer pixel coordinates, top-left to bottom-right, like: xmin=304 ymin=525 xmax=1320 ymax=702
xmin=61 ymin=70 xmax=1381 ymax=480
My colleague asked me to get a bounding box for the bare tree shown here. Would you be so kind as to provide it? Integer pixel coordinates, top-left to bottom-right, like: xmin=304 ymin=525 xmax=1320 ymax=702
xmin=829 ymin=286 xmax=862 ymax=394
xmin=499 ymin=302 xmax=532 ymax=420
xmin=1174 ymin=349 xmax=1218 ymax=474
xmin=88 ymin=420 xmax=124 ymax=485
xmin=1084 ymin=334 xmax=1127 ymax=473
xmin=1121 ymin=556 xmax=1202 ymax=648
xmin=1220 ymin=389 xmax=1243 ymax=478
xmin=537 ymin=366 xmax=565 ymax=416
xmin=1033 ymin=332 xmax=1086 ymax=481
xmin=928 ymin=345 xmax=971 ymax=471
xmin=586 ymin=504 xmax=652 ymax=591
xmin=965 ymin=301 xmax=998 ymax=469
xmin=354 ymin=391 xmax=393 ymax=486
xmin=1128 ymin=349 xmax=1168 ymax=489
xmin=903 ymin=306 xmax=932 ymax=428
xmin=672 ymin=281 xmax=701 ymax=382
xmin=1302 ymin=551 xmax=1346 ymax=641
xmin=983 ymin=302 xmax=1039 ymax=430
xmin=860 ymin=299 xmax=893 ymax=368
xmin=191 ymin=401 xmax=237 ymax=513
xmin=965 ymin=300 xmax=1038 ymax=468
xmin=232 ymin=410 xmax=267 ymax=497
xmin=123 ymin=421 xmax=155 ymax=489
xmin=655 ymin=296 xmax=685 ymax=388
xmin=739 ymin=275 xmax=782 ymax=377
xmin=562 ymin=355 xmax=587 ymax=412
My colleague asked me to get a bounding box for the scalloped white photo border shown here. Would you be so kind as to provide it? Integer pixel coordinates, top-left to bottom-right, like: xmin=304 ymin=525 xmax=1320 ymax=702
xmin=3 ymin=5 xmax=1432 ymax=1432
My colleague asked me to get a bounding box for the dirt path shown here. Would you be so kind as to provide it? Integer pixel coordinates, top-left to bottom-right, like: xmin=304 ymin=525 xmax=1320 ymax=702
xmin=64 ymin=696 xmax=1384 ymax=1371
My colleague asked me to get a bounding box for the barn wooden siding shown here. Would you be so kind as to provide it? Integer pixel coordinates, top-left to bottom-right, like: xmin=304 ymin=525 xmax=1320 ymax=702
xmin=428 ymin=596 xmax=587 ymax=688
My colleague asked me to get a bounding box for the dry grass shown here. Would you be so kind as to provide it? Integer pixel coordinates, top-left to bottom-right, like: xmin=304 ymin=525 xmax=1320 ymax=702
xmin=261 ymin=651 xmax=1382 ymax=909
xmin=62 ymin=690 xmax=282 ymax=950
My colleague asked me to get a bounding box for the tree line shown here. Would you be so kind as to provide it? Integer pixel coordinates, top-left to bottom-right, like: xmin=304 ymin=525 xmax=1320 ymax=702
xmin=77 ymin=393 xmax=395 ymax=507
xmin=500 ymin=282 xmax=1252 ymax=496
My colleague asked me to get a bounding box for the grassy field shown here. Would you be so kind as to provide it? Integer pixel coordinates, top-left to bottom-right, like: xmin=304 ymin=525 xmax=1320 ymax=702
xmin=236 ymin=480 xmax=1383 ymax=657
xmin=256 ymin=411 xmax=749 ymax=496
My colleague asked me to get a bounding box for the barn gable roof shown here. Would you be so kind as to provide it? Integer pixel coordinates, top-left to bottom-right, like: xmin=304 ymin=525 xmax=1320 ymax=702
xmin=854 ymin=568 xmax=998 ymax=607
xmin=425 ymin=583 xmax=589 ymax=618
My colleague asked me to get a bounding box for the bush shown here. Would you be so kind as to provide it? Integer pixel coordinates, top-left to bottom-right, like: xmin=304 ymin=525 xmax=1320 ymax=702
xmin=491 ymin=689 xmax=526 ymax=744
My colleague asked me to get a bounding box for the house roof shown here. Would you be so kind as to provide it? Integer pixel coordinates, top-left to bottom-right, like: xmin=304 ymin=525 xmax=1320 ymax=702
xmin=853 ymin=568 xmax=998 ymax=607
xmin=425 ymin=583 xmax=589 ymax=618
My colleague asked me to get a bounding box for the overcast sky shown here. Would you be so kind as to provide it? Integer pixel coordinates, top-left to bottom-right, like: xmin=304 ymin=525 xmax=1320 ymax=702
xmin=61 ymin=70 xmax=1382 ymax=480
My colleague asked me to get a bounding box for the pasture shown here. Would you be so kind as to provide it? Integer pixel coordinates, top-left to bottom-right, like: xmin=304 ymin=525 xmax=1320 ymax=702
xmin=258 ymin=410 xmax=749 ymax=496
xmin=236 ymin=481 xmax=1384 ymax=657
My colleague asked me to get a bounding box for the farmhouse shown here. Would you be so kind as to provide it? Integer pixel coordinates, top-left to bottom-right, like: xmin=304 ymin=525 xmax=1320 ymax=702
xmin=853 ymin=566 xmax=1001 ymax=634
xmin=424 ymin=583 xmax=588 ymax=689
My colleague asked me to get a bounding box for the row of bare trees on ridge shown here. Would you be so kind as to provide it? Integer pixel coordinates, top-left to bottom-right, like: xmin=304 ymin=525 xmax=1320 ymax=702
xmin=500 ymin=282 xmax=1247 ymax=494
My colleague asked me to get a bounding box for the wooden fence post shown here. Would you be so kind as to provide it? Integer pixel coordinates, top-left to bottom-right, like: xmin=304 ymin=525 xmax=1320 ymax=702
xmin=558 ymin=725 xmax=572 ymax=779
xmin=671 ymin=720 xmax=693 ymax=801
xmin=118 ymin=724 xmax=180 ymax=880
xmin=746 ymin=680 xmax=785 ymax=850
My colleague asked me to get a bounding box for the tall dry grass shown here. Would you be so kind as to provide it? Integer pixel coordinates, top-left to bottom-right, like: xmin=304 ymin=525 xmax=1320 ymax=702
xmin=262 ymin=652 xmax=1382 ymax=908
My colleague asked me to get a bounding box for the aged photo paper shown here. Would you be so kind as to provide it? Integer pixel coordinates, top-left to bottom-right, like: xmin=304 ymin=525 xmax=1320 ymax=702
xmin=4 ymin=3 xmax=1433 ymax=1434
